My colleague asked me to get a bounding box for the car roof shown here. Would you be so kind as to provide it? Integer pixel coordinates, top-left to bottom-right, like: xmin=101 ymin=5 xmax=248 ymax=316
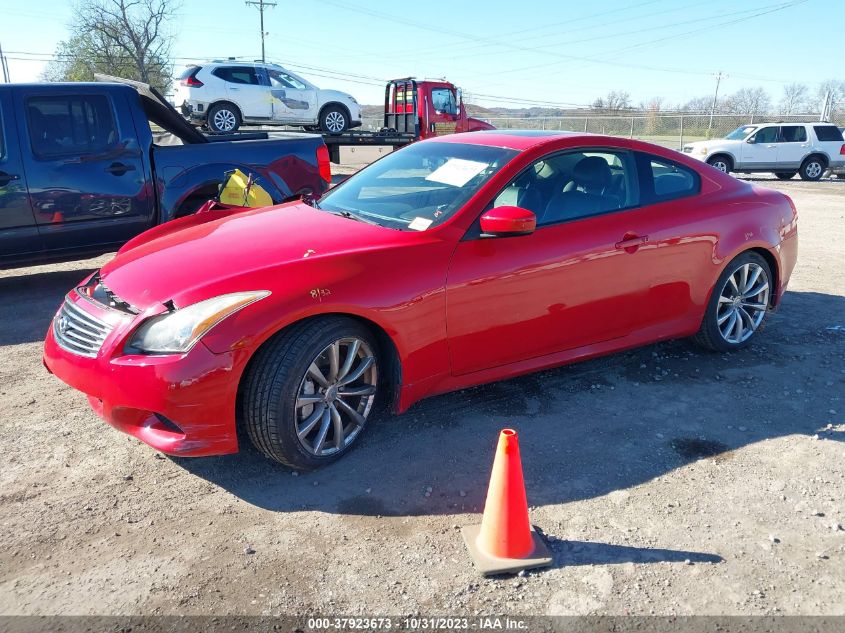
xmin=429 ymin=130 xmax=589 ymax=151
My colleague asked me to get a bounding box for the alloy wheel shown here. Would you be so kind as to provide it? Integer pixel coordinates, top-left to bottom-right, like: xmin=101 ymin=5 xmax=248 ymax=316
xmin=325 ymin=111 xmax=346 ymax=133
xmin=213 ymin=109 xmax=237 ymax=132
xmin=716 ymin=262 xmax=770 ymax=344
xmin=294 ymin=337 xmax=378 ymax=456
xmin=804 ymin=161 xmax=822 ymax=179
xmin=711 ymin=159 xmax=729 ymax=173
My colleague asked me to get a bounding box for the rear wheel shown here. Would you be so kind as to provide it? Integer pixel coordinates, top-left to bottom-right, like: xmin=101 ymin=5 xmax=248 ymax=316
xmin=240 ymin=317 xmax=380 ymax=470
xmin=799 ymin=156 xmax=825 ymax=181
xmin=774 ymin=172 xmax=796 ymax=180
xmin=707 ymin=155 xmax=732 ymax=173
xmin=207 ymin=103 xmax=240 ymax=133
xmin=693 ymin=252 xmax=772 ymax=352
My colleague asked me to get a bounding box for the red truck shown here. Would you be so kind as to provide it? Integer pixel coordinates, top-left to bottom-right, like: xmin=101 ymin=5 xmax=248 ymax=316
xmin=319 ymin=78 xmax=495 ymax=162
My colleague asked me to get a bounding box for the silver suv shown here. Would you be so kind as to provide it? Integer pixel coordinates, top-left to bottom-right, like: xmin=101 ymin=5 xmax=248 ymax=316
xmin=173 ymin=60 xmax=362 ymax=134
xmin=682 ymin=122 xmax=845 ymax=181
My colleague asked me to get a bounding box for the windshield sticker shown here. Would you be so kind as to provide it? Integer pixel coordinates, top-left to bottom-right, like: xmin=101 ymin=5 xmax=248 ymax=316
xmin=408 ymin=217 xmax=434 ymax=231
xmin=425 ymin=158 xmax=488 ymax=187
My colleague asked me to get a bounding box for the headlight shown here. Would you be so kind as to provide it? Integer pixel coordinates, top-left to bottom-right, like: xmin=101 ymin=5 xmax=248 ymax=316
xmin=127 ymin=291 xmax=270 ymax=354
xmin=699 ymin=147 xmax=708 ymax=155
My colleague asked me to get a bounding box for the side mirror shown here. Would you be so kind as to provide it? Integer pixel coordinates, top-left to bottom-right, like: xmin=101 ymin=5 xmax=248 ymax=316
xmin=479 ymin=206 xmax=536 ymax=237
xmin=746 ymin=135 xmax=756 ymax=144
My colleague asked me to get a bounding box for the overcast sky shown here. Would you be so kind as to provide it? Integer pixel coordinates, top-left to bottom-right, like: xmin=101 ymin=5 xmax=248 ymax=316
xmin=2 ymin=0 xmax=841 ymax=108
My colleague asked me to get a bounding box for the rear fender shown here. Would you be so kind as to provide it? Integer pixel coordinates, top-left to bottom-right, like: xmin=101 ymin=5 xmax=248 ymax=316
xmin=158 ymin=163 xmax=290 ymax=222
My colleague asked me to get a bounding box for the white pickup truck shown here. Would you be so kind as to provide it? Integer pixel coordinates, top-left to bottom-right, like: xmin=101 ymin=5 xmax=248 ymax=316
xmin=682 ymin=122 xmax=845 ymax=180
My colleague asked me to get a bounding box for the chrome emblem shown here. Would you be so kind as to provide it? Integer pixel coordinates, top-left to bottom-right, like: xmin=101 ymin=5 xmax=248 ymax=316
xmin=57 ymin=315 xmax=69 ymax=335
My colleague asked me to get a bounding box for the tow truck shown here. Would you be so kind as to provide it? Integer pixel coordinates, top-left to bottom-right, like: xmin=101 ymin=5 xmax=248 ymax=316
xmin=314 ymin=78 xmax=495 ymax=163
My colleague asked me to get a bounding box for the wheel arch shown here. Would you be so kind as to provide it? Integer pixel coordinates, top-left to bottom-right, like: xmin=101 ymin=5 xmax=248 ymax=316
xmin=235 ymin=311 xmax=404 ymax=419
xmin=208 ymin=100 xmax=243 ymax=123
xmin=319 ymin=101 xmax=351 ymax=123
xmin=801 ymin=152 xmax=829 ymax=167
xmin=708 ymin=244 xmax=781 ymax=310
xmin=707 ymin=152 xmax=735 ymax=169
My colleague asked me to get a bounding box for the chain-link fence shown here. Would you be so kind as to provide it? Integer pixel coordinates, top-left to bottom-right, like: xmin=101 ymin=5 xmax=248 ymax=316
xmin=361 ymin=113 xmax=845 ymax=149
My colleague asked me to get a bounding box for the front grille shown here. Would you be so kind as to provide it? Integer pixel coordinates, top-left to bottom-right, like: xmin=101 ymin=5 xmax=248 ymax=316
xmin=53 ymin=298 xmax=114 ymax=358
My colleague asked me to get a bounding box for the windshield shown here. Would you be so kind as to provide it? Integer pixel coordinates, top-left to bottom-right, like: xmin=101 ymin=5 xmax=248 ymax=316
xmin=317 ymin=142 xmax=517 ymax=230
xmin=725 ymin=125 xmax=757 ymax=140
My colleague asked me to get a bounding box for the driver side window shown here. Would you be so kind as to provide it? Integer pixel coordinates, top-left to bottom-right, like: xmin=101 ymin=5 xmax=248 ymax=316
xmin=492 ymin=149 xmax=639 ymax=227
xmin=751 ymin=126 xmax=779 ymax=144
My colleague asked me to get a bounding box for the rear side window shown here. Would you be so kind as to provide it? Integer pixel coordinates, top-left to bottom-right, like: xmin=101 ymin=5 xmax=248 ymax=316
xmin=213 ymin=66 xmax=260 ymax=85
xmin=814 ymin=125 xmax=844 ymax=142
xmin=780 ymin=126 xmax=807 ymax=142
xmin=26 ymin=95 xmax=118 ymax=159
xmin=637 ymin=153 xmax=700 ymax=203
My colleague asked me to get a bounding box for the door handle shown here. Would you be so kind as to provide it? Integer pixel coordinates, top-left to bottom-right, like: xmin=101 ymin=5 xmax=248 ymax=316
xmin=0 ymin=171 xmax=21 ymax=187
xmin=765 ymin=144 xmax=777 ymax=148
xmin=615 ymin=234 xmax=649 ymax=250
xmin=105 ymin=162 xmax=135 ymax=176
xmin=229 ymin=87 xmax=240 ymax=91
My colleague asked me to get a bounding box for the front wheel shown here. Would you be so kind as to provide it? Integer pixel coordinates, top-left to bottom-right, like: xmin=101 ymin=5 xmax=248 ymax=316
xmin=707 ymin=155 xmax=732 ymax=173
xmin=693 ymin=252 xmax=772 ymax=352
xmin=320 ymin=106 xmax=349 ymax=134
xmin=240 ymin=317 xmax=380 ymax=470
xmin=774 ymin=172 xmax=796 ymax=180
xmin=799 ymin=156 xmax=825 ymax=181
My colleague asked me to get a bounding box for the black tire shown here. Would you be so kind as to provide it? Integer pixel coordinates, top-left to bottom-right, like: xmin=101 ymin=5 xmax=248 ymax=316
xmin=774 ymin=172 xmax=796 ymax=180
xmin=207 ymin=103 xmax=241 ymax=133
xmin=319 ymin=105 xmax=349 ymax=134
xmin=240 ymin=316 xmax=381 ymax=470
xmin=799 ymin=155 xmax=826 ymax=181
xmin=707 ymin=155 xmax=733 ymax=173
xmin=693 ymin=251 xmax=772 ymax=353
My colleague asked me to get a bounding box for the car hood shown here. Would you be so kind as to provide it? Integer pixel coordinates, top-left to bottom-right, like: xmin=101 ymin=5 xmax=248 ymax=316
xmin=98 ymin=202 xmax=396 ymax=309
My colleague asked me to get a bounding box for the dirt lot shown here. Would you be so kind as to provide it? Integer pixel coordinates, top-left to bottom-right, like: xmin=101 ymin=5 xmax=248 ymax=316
xmin=0 ymin=175 xmax=843 ymax=617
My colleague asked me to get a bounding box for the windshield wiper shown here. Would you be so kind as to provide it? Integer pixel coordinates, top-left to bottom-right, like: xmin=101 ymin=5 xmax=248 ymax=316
xmin=328 ymin=209 xmax=382 ymax=226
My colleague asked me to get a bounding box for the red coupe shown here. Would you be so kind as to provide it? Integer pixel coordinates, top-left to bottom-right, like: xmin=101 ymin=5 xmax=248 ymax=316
xmin=43 ymin=131 xmax=798 ymax=470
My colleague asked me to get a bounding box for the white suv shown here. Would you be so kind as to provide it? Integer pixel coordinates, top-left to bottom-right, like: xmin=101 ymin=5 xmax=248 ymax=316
xmin=173 ymin=61 xmax=362 ymax=134
xmin=682 ymin=122 xmax=845 ymax=181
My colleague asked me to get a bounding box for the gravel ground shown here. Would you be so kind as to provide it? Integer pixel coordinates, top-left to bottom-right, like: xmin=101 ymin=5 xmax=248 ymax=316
xmin=0 ymin=175 xmax=843 ymax=617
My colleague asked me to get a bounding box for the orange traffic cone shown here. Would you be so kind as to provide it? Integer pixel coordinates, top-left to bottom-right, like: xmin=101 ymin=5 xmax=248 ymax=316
xmin=462 ymin=429 xmax=553 ymax=575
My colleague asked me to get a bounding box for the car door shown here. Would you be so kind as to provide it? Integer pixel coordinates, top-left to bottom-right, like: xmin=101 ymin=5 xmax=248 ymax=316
xmin=17 ymin=86 xmax=155 ymax=253
xmin=446 ymin=148 xmax=650 ymax=375
xmin=740 ymin=125 xmax=779 ymax=168
xmin=0 ymin=89 xmax=42 ymax=260
xmin=777 ymin=125 xmax=809 ymax=169
xmin=426 ymin=86 xmax=460 ymax=136
xmin=267 ymin=69 xmax=318 ymax=123
xmin=214 ymin=66 xmax=272 ymax=120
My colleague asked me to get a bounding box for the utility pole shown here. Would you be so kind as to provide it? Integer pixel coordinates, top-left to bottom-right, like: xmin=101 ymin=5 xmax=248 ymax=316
xmin=707 ymin=71 xmax=726 ymax=136
xmin=245 ymin=0 xmax=277 ymax=63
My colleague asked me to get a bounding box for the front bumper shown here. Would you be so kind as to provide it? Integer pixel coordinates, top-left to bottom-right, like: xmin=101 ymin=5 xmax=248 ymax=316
xmin=43 ymin=293 xmax=241 ymax=457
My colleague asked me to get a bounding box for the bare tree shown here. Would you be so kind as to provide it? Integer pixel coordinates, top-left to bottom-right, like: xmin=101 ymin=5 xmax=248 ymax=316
xmin=42 ymin=0 xmax=177 ymax=93
xmin=779 ymin=83 xmax=809 ymax=115
xmin=680 ymin=96 xmax=713 ymax=113
xmin=591 ymin=90 xmax=631 ymax=114
xmin=722 ymin=87 xmax=771 ymax=117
